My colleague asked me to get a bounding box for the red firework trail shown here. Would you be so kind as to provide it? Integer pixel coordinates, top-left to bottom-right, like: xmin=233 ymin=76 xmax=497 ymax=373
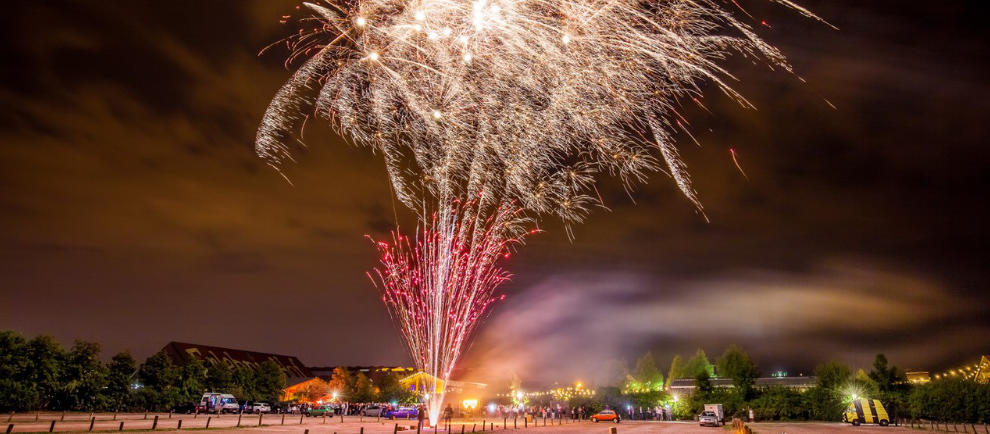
xmin=367 ymin=200 xmax=533 ymax=424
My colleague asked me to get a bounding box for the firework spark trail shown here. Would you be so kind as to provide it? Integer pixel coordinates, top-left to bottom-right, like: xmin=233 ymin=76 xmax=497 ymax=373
xmin=368 ymin=201 xmax=531 ymax=423
xmin=256 ymin=0 xmax=823 ymax=424
xmin=258 ymin=0 xmax=826 ymax=225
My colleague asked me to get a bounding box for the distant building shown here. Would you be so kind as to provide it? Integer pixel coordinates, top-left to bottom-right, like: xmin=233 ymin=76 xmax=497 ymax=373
xmin=309 ymin=365 xmax=416 ymax=382
xmin=668 ymin=376 xmax=816 ymax=395
xmin=160 ymin=341 xmax=313 ymax=384
xmin=905 ymin=371 xmax=931 ymax=384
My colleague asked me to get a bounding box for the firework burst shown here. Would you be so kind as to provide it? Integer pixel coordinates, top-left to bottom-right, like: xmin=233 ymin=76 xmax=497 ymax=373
xmin=256 ymin=0 xmax=824 ymax=423
xmin=368 ymin=200 xmax=532 ymax=424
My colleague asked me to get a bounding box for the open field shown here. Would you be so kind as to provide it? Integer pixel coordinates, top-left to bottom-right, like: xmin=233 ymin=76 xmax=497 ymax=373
xmin=1 ymin=413 xmax=930 ymax=434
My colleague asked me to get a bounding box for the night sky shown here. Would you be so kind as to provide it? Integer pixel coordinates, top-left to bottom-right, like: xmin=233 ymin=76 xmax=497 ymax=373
xmin=1 ymin=1 xmax=987 ymax=386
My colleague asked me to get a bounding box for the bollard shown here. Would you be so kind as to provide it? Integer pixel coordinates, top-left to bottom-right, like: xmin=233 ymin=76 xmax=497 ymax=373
xmin=49 ymin=420 xmax=55 ymax=433
xmin=323 ymin=414 xmax=327 ymax=424
xmin=61 ymin=412 xmax=65 ymax=422
xmin=394 ymin=423 xmax=399 ymax=434
xmin=503 ymin=418 xmax=507 ymax=429
xmin=177 ymin=419 xmax=182 ymax=430
xmin=305 ymin=431 xmax=309 ymax=434
xmin=472 ymin=424 xmax=476 ymax=433
xmin=89 ymin=416 xmax=96 ymax=431
xmin=206 ymin=417 xmax=211 ymax=429
xmin=361 ymin=427 xmax=365 ymax=434
xmin=152 ymin=415 xmax=159 ymax=430
xmin=514 ymin=417 xmax=517 ymax=429
xmin=300 ymin=414 xmax=304 ymax=424
xmin=524 ymin=417 xmax=527 ymax=428
xmin=417 ymin=422 xmax=421 ymax=434
xmin=6 ymin=424 xmax=12 ymax=434
xmin=341 ymin=414 xmax=344 ymax=423
xmin=144 ymin=412 xmax=148 ymax=420
xmin=490 ymin=423 xmax=494 ymax=431
xmin=237 ymin=413 xmax=242 ymax=427
xmin=482 ymin=420 xmax=485 ymax=431
xmin=282 ymin=414 xmax=286 ymax=425
xmin=461 ymin=424 xmax=465 ymax=434
xmin=608 ymin=427 xmax=617 ymax=434
xmin=118 ymin=421 xmax=124 ymax=431
xmin=169 ymin=411 xmax=173 ymax=419
xmin=114 ymin=411 xmax=118 ymax=421
xmin=36 ymin=413 xmax=39 ymax=423
xmin=260 ymin=413 xmax=264 ymax=426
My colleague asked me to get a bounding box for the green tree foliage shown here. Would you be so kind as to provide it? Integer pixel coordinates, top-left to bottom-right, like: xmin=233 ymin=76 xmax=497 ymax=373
xmin=377 ymin=372 xmax=415 ymax=403
xmin=681 ymin=349 xmax=715 ymax=379
xmin=56 ymin=341 xmax=109 ymax=410
xmin=327 ymin=366 xmax=352 ymax=399
xmin=136 ymin=352 xmax=181 ymax=411
xmin=177 ymin=358 xmax=207 ymax=403
xmin=625 ymin=351 xmax=664 ymax=393
xmin=666 ymin=354 xmax=683 ymax=386
xmin=909 ymin=379 xmax=990 ymax=423
xmin=254 ymin=360 xmax=288 ymax=404
xmin=351 ymin=372 xmax=375 ymax=402
xmin=805 ymin=360 xmax=853 ymax=421
xmin=868 ymin=354 xmax=908 ymax=420
xmin=25 ymin=335 xmax=64 ymax=410
xmin=205 ymin=360 xmax=234 ymax=392
xmin=105 ymin=351 xmax=137 ymax=410
xmin=0 ymin=330 xmax=39 ymax=411
xmin=750 ymin=387 xmax=806 ymax=420
xmin=716 ymin=345 xmax=759 ymax=398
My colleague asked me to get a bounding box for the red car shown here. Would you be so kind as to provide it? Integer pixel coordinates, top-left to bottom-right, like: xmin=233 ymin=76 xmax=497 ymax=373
xmin=590 ymin=410 xmax=620 ymax=423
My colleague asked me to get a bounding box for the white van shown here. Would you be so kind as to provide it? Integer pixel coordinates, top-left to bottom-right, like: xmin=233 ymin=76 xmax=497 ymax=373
xmin=200 ymin=392 xmax=239 ymax=413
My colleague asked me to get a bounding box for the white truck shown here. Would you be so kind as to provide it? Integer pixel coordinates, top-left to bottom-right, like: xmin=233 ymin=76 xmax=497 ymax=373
xmin=702 ymin=404 xmax=724 ymax=426
xmin=200 ymin=393 xmax=240 ymax=413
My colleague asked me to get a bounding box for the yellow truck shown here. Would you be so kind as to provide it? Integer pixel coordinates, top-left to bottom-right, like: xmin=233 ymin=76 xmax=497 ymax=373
xmin=842 ymin=398 xmax=890 ymax=426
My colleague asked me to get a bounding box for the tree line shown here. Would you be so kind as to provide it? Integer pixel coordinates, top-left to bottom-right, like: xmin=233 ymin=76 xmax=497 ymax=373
xmin=528 ymin=345 xmax=989 ymax=424
xmin=0 ymin=330 xmax=286 ymax=412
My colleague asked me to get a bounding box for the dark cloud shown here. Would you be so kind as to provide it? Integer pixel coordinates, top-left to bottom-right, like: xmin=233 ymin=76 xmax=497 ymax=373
xmin=1 ymin=0 xmax=987 ymax=382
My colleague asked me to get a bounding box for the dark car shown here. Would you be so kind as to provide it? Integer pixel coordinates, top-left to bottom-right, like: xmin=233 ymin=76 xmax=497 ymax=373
xmin=173 ymin=402 xmax=199 ymax=414
xmin=385 ymin=406 xmax=419 ymax=419
xmin=307 ymin=405 xmax=335 ymax=417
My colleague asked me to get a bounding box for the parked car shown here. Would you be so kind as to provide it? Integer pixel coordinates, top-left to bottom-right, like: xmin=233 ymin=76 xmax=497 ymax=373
xmin=385 ymin=406 xmax=419 ymax=419
xmin=362 ymin=405 xmax=384 ymax=417
xmin=590 ymin=410 xmax=620 ymax=423
xmin=246 ymin=402 xmax=272 ymax=414
xmin=199 ymin=392 xmax=239 ymax=413
xmin=698 ymin=411 xmax=720 ymax=427
xmin=843 ymin=398 xmax=890 ymax=426
xmin=307 ymin=405 xmax=335 ymax=417
xmin=173 ymin=402 xmax=198 ymax=414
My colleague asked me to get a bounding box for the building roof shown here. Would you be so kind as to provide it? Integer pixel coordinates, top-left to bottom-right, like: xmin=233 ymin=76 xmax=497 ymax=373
xmin=668 ymin=376 xmax=816 ymax=390
xmin=160 ymin=341 xmax=312 ymax=382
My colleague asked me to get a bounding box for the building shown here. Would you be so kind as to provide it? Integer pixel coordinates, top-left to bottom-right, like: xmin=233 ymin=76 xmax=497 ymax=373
xmin=160 ymin=341 xmax=313 ymax=384
xmin=309 ymin=365 xmax=416 ymax=382
xmin=668 ymin=376 xmax=816 ymax=395
xmin=905 ymin=371 xmax=931 ymax=384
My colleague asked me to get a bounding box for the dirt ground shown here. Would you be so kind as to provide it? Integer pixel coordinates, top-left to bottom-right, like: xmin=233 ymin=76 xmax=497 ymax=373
xmin=3 ymin=413 xmax=928 ymax=434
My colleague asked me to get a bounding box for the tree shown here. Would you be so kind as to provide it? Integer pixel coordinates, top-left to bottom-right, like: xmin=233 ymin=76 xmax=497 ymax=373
xmin=24 ymin=335 xmax=65 ymax=410
xmin=682 ymin=349 xmax=715 ymax=379
xmin=351 ymin=372 xmax=375 ymax=402
xmin=232 ymin=365 xmax=259 ymax=401
xmin=177 ymin=358 xmax=207 ymax=404
xmin=806 ymin=361 xmax=852 ymax=421
xmin=625 ymin=351 xmax=663 ymax=393
xmin=716 ymin=344 xmax=759 ymax=398
xmin=666 ymin=354 xmax=683 ymax=385
xmin=137 ymin=352 xmax=181 ymax=411
xmin=106 ymin=351 xmax=137 ymax=410
xmin=378 ymin=372 xmax=415 ymax=403
xmin=868 ymin=354 xmax=903 ymax=393
xmin=205 ymin=360 xmax=234 ymax=392
xmin=750 ymin=387 xmax=806 ymax=420
xmin=0 ymin=330 xmax=38 ymax=411
xmin=57 ymin=340 xmax=109 ymax=410
xmin=327 ymin=366 xmax=352 ymax=400
xmin=254 ymin=361 xmax=287 ymax=404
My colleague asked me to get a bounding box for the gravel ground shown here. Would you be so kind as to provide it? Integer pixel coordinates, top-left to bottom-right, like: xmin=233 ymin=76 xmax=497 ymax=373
xmin=3 ymin=413 xmax=924 ymax=434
